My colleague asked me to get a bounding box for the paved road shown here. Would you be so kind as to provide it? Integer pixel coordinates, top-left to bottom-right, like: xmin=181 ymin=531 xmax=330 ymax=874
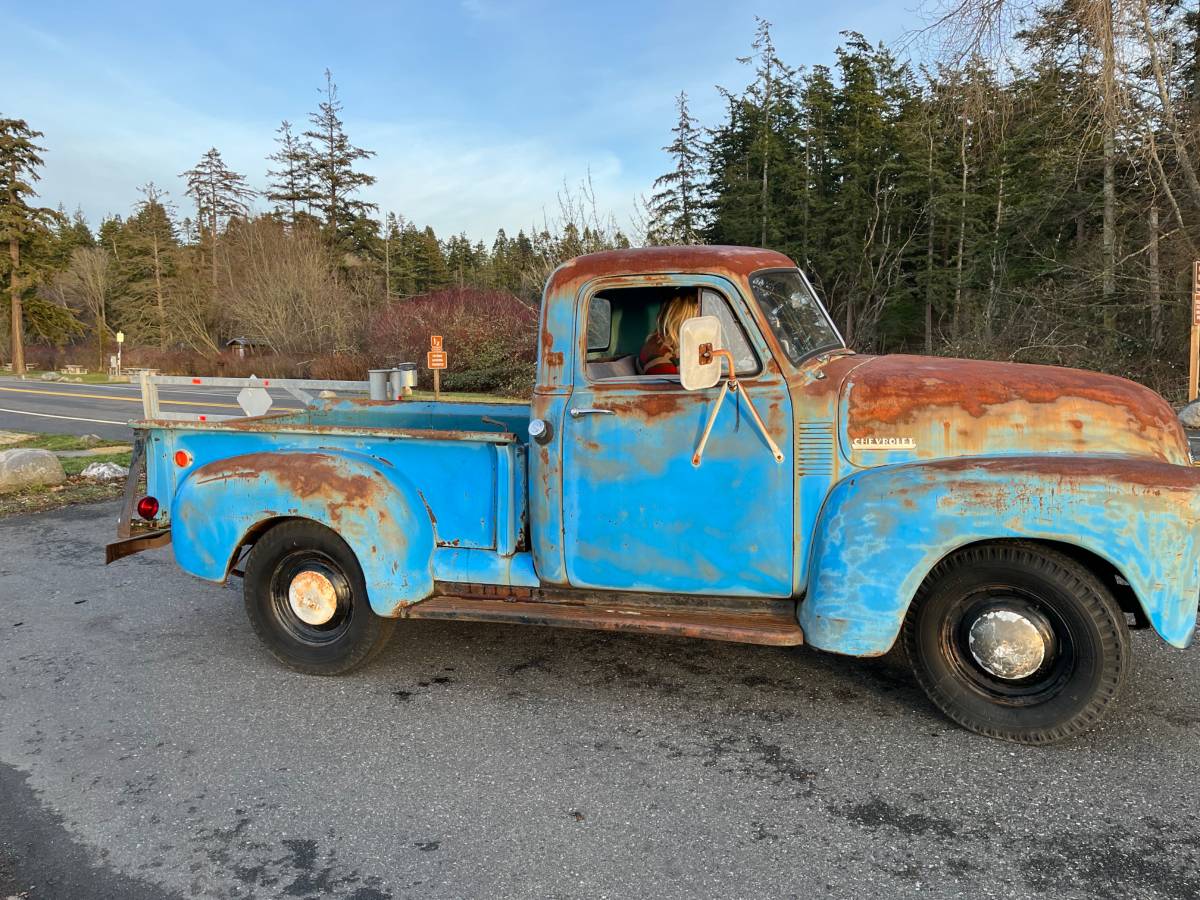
xmin=2 ymin=502 xmax=1200 ymax=898
xmin=0 ymin=378 xmax=305 ymax=442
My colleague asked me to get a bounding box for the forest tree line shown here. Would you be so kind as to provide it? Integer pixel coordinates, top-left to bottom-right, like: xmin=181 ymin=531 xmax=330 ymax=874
xmin=2 ymin=0 xmax=1199 ymax=398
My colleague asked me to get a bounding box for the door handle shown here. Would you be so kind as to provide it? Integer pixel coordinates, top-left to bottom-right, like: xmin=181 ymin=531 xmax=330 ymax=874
xmin=569 ymin=407 xmax=614 ymax=418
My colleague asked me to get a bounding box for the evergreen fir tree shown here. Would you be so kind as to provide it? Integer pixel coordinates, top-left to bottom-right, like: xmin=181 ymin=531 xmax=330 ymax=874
xmin=0 ymin=117 xmax=61 ymax=372
xmin=265 ymin=120 xmax=314 ymax=225
xmin=302 ymin=70 xmax=377 ymax=243
xmin=647 ymin=92 xmax=705 ymax=244
xmin=121 ymin=183 xmax=179 ymax=348
xmin=180 ymin=147 xmax=255 ymax=286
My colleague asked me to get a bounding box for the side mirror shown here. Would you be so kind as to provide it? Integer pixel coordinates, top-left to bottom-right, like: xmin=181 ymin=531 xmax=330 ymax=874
xmin=679 ymin=315 xmax=724 ymax=391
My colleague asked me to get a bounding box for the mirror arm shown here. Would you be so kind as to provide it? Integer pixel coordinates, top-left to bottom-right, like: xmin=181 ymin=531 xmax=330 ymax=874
xmin=735 ymin=386 xmax=786 ymax=463
xmin=691 ymin=381 xmax=730 ymax=467
xmin=691 ymin=347 xmax=786 ymax=466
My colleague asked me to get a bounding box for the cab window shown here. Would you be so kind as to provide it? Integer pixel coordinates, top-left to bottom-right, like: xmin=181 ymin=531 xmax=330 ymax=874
xmin=584 ymin=285 xmax=759 ymax=382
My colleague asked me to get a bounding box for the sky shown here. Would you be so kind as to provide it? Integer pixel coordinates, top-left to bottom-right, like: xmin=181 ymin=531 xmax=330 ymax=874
xmin=6 ymin=0 xmax=916 ymax=243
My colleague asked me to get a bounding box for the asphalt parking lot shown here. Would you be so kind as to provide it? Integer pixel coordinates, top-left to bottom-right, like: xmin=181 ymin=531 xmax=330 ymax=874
xmin=2 ymin=501 xmax=1200 ymax=899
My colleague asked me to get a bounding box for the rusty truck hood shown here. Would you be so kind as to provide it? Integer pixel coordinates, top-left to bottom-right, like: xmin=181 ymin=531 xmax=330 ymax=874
xmin=835 ymin=354 xmax=1190 ymax=468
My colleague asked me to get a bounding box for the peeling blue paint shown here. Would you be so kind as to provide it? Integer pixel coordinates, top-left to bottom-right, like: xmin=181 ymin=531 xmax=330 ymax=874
xmin=801 ymin=455 xmax=1200 ymax=654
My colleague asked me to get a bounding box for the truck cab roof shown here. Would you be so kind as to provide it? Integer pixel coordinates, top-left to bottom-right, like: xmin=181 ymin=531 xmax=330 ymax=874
xmin=546 ymin=245 xmax=798 ymax=294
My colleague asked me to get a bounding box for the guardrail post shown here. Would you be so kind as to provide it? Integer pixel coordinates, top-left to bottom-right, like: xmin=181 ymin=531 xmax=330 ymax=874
xmin=140 ymin=371 xmax=159 ymax=419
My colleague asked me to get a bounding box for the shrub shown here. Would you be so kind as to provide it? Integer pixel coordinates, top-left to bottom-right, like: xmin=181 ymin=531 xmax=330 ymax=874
xmin=367 ymin=287 xmax=537 ymax=396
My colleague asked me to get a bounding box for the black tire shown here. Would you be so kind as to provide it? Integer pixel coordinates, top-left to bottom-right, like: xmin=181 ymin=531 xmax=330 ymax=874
xmin=243 ymin=520 xmax=395 ymax=675
xmin=902 ymin=542 xmax=1130 ymax=745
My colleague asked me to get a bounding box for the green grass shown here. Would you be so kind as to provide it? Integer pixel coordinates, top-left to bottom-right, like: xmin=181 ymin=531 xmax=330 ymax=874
xmin=0 ymin=479 xmax=124 ymax=518
xmin=10 ymin=433 xmax=128 ymax=452
xmin=0 ymin=434 xmax=132 ymax=518
xmin=404 ymin=389 xmax=527 ymax=404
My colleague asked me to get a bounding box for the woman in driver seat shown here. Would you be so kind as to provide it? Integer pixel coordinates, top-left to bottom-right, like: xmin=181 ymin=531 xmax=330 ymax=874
xmin=637 ymin=291 xmax=699 ymax=375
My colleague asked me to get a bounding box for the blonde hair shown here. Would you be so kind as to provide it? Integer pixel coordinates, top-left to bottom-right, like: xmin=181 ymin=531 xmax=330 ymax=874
xmin=655 ymin=292 xmax=700 ymax=354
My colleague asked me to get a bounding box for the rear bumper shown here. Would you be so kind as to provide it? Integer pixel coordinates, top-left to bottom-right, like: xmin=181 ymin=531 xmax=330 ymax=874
xmin=105 ymin=529 xmax=172 ymax=564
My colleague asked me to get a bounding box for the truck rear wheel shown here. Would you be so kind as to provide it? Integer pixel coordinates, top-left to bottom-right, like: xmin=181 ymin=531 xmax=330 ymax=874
xmin=243 ymin=520 xmax=395 ymax=675
xmin=902 ymin=543 xmax=1129 ymax=744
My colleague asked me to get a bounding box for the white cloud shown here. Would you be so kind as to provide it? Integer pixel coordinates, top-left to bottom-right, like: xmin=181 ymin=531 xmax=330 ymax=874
xmin=10 ymin=17 xmax=646 ymax=240
xmin=356 ymin=118 xmax=642 ymax=239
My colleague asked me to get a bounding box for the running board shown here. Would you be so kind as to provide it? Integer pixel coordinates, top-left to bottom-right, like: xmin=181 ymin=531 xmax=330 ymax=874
xmin=402 ymin=594 xmax=804 ymax=646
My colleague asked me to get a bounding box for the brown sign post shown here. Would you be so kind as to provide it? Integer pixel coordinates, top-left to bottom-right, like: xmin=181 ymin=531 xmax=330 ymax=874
xmin=427 ymin=335 xmax=447 ymax=401
xmin=1191 ymin=262 xmax=1200 ymax=402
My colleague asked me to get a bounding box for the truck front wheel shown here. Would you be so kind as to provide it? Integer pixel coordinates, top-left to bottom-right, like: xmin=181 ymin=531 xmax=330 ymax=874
xmin=902 ymin=543 xmax=1130 ymax=744
xmin=243 ymin=520 xmax=396 ymax=675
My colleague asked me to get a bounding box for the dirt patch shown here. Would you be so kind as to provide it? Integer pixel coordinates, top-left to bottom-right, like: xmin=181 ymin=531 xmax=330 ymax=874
xmin=0 ymin=479 xmax=124 ymax=519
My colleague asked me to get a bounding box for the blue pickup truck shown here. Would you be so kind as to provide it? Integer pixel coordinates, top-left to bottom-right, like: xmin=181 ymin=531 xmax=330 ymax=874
xmin=108 ymin=245 xmax=1200 ymax=744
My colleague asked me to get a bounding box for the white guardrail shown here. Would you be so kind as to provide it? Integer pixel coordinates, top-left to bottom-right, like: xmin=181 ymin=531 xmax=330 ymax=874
xmin=138 ymin=372 xmax=370 ymax=422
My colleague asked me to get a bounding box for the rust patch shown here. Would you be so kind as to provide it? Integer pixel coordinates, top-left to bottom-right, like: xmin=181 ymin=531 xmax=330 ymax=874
xmin=197 ymin=452 xmax=379 ymax=505
xmin=846 ymin=355 xmax=1179 ymax=434
xmin=796 ymin=354 xmax=877 ymax=398
xmin=929 ymin=455 xmax=1200 ymax=492
xmin=545 ymin=245 xmax=797 ymax=301
xmin=415 ymin=488 xmax=438 ymax=528
xmin=592 ymin=391 xmax=692 ymax=420
xmin=544 ymin=350 xmax=564 ymax=367
xmin=405 ymin=593 xmax=804 ymax=646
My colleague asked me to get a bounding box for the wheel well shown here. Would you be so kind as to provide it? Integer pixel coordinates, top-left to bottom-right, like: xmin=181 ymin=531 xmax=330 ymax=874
xmin=227 ymin=516 xmax=305 ymax=578
xmin=939 ymin=538 xmax=1150 ymax=629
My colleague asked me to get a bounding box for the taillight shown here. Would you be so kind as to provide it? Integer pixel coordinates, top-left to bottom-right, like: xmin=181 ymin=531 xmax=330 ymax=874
xmin=136 ymin=496 xmax=160 ymax=520
xmin=174 ymin=450 xmax=192 ymax=467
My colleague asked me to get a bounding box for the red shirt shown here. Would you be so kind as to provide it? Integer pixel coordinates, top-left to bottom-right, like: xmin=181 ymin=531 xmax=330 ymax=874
xmin=638 ymin=334 xmax=678 ymax=375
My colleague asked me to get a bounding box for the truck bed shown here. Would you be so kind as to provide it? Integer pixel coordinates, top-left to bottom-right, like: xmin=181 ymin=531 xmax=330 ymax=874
xmin=139 ymin=396 xmax=532 ymax=558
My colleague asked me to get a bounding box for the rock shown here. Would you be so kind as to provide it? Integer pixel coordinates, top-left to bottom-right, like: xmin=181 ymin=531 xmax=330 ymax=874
xmin=0 ymin=449 xmax=66 ymax=493
xmin=80 ymin=461 xmax=129 ymax=481
xmin=1179 ymin=401 xmax=1200 ymax=429
xmin=79 ymin=433 xmax=103 ymax=446
xmin=39 ymin=372 xmax=62 ymax=382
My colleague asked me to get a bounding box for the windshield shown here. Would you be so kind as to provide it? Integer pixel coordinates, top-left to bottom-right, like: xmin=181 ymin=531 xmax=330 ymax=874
xmin=749 ymin=269 xmax=843 ymax=364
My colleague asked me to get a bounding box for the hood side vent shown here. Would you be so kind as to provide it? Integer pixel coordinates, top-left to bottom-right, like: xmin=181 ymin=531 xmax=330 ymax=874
xmin=796 ymin=421 xmax=834 ymax=476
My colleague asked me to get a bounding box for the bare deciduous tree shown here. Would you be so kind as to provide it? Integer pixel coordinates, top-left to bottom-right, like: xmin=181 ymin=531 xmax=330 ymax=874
xmin=46 ymin=247 xmax=113 ymax=370
xmin=220 ymin=219 xmax=358 ymax=357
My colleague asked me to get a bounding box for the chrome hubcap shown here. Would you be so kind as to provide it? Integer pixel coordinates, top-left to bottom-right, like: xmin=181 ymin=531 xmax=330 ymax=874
xmin=288 ymin=570 xmax=339 ymax=626
xmin=967 ymin=608 xmax=1050 ymax=680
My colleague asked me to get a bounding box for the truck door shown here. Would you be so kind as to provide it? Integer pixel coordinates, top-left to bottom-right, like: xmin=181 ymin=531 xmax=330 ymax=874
xmin=561 ymin=277 xmax=794 ymax=597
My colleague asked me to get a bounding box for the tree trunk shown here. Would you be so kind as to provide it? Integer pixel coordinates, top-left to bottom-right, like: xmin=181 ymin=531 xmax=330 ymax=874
xmin=802 ymin=140 xmax=811 ymax=253
xmin=1147 ymin=130 xmax=1199 ymax=256
xmin=986 ymin=164 xmax=1005 ymax=342
xmin=952 ymin=111 xmax=968 ymax=342
xmin=760 ymin=72 xmax=771 ymax=248
xmin=1148 ymin=202 xmax=1161 ymax=351
xmin=1099 ymin=0 xmax=1117 ymax=307
xmin=210 ymin=202 xmax=219 ymax=290
xmin=97 ymin=312 xmax=106 ymax=373
xmin=1138 ymin=0 xmax=1200 ymax=211
xmin=925 ymin=130 xmax=935 ymax=355
xmin=9 ymin=237 xmax=23 ymax=374
xmin=153 ymin=233 xmax=166 ymax=351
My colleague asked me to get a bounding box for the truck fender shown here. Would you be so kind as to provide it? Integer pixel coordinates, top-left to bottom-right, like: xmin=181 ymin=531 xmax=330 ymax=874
xmin=799 ymin=456 xmax=1200 ymax=656
xmin=171 ymin=450 xmax=436 ymax=616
